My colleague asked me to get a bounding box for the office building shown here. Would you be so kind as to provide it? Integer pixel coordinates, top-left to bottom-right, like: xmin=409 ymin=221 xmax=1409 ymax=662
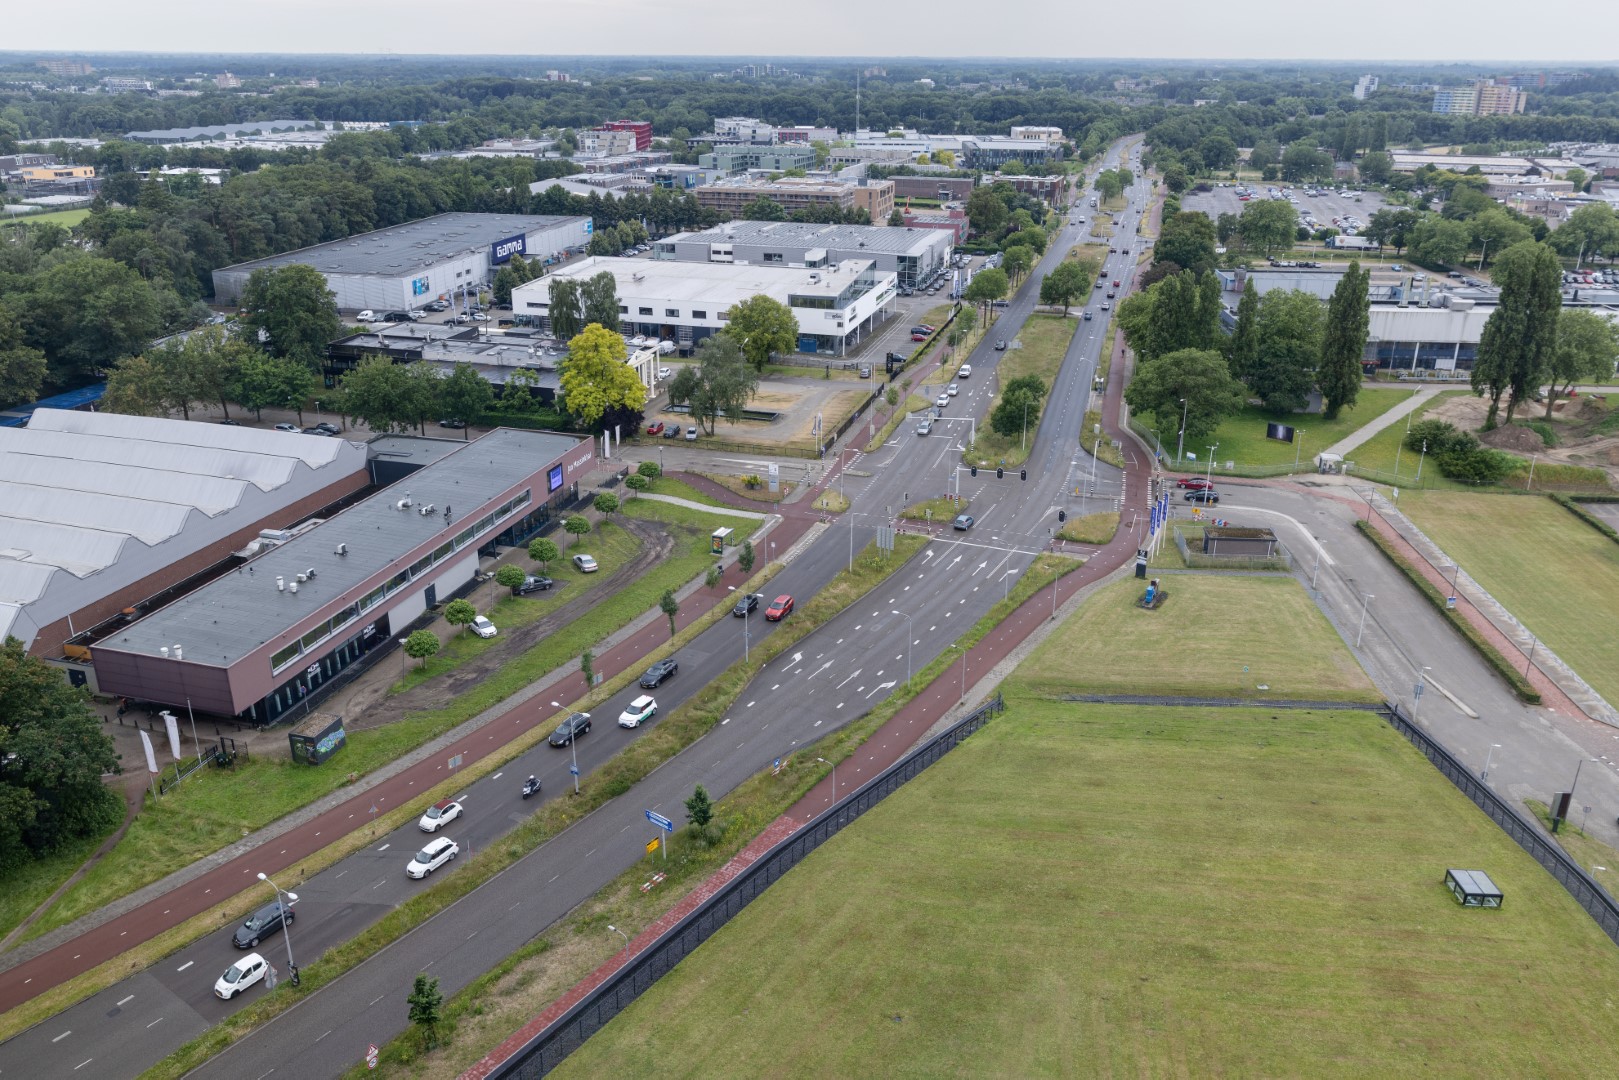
xmin=1433 ymin=82 xmax=1528 ymax=116
xmin=1353 ymin=74 xmax=1379 ymax=100
xmin=578 ymin=129 xmax=639 ymax=156
xmin=654 ymin=219 xmax=953 ymax=290
xmin=1010 ymin=126 xmax=1064 ymax=143
xmin=599 ymin=120 xmax=653 ymax=151
xmin=36 ymin=59 xmax=93 ymax=77
xmin=699 ymin=145 xmax=819 ymax=176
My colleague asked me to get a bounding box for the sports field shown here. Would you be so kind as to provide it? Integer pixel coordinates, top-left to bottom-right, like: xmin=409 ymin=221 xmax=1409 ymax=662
xmin=556 ymin=698 xmax=1619 ymax=1077
xmin=1014 ymin=575 xmax=1380 ymax=702
xmin=1400 ymin=490 xmax=1619 ymax=704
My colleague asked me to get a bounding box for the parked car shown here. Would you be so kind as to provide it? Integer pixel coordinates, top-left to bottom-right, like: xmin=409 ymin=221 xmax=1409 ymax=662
xmin=664 ymin=424 xmax=681 ymax=439
xmin=685 ymin=427 xmax=698 ymax=441
xmin=516 ymin=575 xmax=554 ymax=596
xmin=313 ymin=422 xmax=340 ymax=434
xmin=645 ymin=422 xmax=665 ymax=437
xmin=1184 ymin=489 xmax=1220 ymax=504
xmin=911 ymin=332 xmax=929 ymax=342
xmin=953 ymin=514 xmax=975 ymax=531
xmin=639 ymin=658 xmax=678 ymax=688
xmin=232 ymin=901 xmax=294 ymax=949
xmin=218 ymin=418 xmax=240 ymax=426
xmin=273 ymin=422 xmax=299 ymax=432
xmin=215 ymin=953 xmax=269 ymax=999
xmin=439 ymin=419 xmax=467 ymax=429
xmin=356 ymin=310 xmax=377 ymax=322
xmin=418 ymin=798 xmax=463 ymax=832
xmin=732 ymin=593 xmax=761 ymax=617
xmin=406 ymin=837 xmax=459 ymax=879
xmin=858 ymin=364 xmax=872 ymax=378
xmin=470 ymin=616 xmax=497 ymax=639
xmin=765 ymin=595 xmax=795 ymax=621
xmin=549 ymin=711 xmax=591 ymax=747
xmin=657 ymin=366 xmax=672 ymax=380
xmin=572 ymin=553 xmax=598 ymax=573
xmin=618 ymin=694 xmax=658 ymax=729
xmin=301 ymin=426 xmax=332 ymax=436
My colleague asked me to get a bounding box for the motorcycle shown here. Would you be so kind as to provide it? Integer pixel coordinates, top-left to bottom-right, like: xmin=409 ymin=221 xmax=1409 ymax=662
xmin=521 ymin=775 xmax=541 ymax=799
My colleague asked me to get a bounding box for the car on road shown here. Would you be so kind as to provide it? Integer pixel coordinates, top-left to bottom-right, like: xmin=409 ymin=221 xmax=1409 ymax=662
xmin=1082 ymin=311 xmax=1093 ymax=320
xmin=645 ymin=421 xmax=664 ymax=436
xmin=664 ymin=424 xmax=681 ymax=439
xmin=1100 ymin=302 xmax=1111 ymax=311
xmin=215 ymin=953 xmax=269 ymax=999
xmin=618 ymin=694 xmax=658 ymax=728
xmin=516 ymin=575 xmax=553 ymax=595
xmin=733 ymin=593 xmax=761 ymax=617
xmin=356 ymin=310 xmax=377 ymax=322
xmin=953 ymin=513 xmax=975 ymax=530
xmin=1106 ymin=291 xmax=1116 ymax=299
xmin=1112 ymin=280 xmax=1121 ymax=287
xmin=418 ymin=798 xmax=463 ymax=832
xmin=549 ymin=711 xmax=592 ymax=746
xmin=1184 ymin=489 xmax=1220 ymax=504
xmin=958 ymin=365 xmax=971 ymax=379
xmin=572 ymin=553 xmax=598 ymax=573
xmin=1094 ymin=279 xmax=1105 ymax=288
xmin=916 ymin=418 xmax=933 ymax=436
xmin=935 ymin=394 xmax=949 ymax=409
xmin=994 ymin=340 xmax=1007 ymax=351
xmin=406 ymin=837 xmax=459 ymax=879
xmin=470 ymin=615 xmax=497 ymax=639
xmin=765 ymin=594 xmax=795 ymax=621
xmin=657 ymin=366 xmax=672 ymax=380
xmin=274 ymin=422 xmax=299 ymax=432
xmin=233 ymin=902 xmax=294 ymax=949
xmin=1176 ymin=477 xmax=1214 ymax=490
xmin=947 ymin=383 xmax=959 ymax=397
xmin=639 ymin=658 xmax=678 ymax=688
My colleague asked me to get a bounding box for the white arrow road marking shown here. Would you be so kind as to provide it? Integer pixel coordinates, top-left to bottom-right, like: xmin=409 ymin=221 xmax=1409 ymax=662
xmin=867 ymin=681 xmax=898 ymax=699
xmin=807 ymin=660 xmax=834 ymax=680
xmin=836 ymin=669 xmax=862 ymax=689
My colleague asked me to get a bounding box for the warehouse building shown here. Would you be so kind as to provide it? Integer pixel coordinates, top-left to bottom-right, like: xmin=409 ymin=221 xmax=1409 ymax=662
xmin=513 ymin=256 xmax=897 ymax=356
xmin=211 ymin=213 xmax=593 ymax=312
xmin=654 ymin=220 xmax=953 ymax=291
xmin=92 ymin=429 xmax=594 ymax=725
xmin=0 ymin=410 xmax=369 ymax=692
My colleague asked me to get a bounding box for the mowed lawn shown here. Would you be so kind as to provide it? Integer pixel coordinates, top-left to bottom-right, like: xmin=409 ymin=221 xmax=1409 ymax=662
xmin=555 ymin=702 xmax=1619 ymax=1077
xmin=1147 ymin=387 xmax=1415 ymax=472
xmin=1400 ymin=490 xmax=1619 ymax=703
xmin=1015 ymin=575 xmax=1380 ymax=702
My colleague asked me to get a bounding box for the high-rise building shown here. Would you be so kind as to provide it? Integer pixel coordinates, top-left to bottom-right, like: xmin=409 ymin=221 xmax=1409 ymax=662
xmin=1353 ymin=74 xmax=1379 ymax=100
xmin=36 ymin=59 xmax=93 ymax=77
xmin=1433 ymin=81 xmax=1527 ymax=116
xmin=600 ymin=120 xmax=653 ymax=152
xmin=215 ymin=72 xmax=241 ymax=89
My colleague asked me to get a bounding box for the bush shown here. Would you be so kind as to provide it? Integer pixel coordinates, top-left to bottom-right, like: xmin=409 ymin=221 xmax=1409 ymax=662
xmin=1435 ymin=447 xmax=1514 ymax=484
xmin=1404 ymin=418 xmax=1475 ymax=456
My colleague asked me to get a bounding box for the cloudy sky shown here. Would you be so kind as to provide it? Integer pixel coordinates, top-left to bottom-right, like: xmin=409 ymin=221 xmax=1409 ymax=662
xmin=10 ymin=0 xmax=1619 ymax=61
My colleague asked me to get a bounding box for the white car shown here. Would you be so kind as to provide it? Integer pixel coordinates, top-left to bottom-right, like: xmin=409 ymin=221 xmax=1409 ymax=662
xmin=657 ymin=366 xmax=672 ymax=380
xmin=406 ymin=836 xmax=459 ymax=879
xmin=947 ymin=383 xmax=959 ymax=397
xmin=958 ymin=365 xmax=972 ymax=379
xmin=214 ymin=952 xmax=268 ymax=999
xmin=470 ymin=616 xmax=497 ymax=639
xmin=357 ymin=310 xmax=377 ymax=322
xmin=418 ymin=798 xmax=463 ymax=832
xmin=618 ymin=694 xmax=658 ymax=728
xmin=572 ymin=554 xmax=598 ymax=573
xmin=935 ymin=394 xmax=949 ymax=409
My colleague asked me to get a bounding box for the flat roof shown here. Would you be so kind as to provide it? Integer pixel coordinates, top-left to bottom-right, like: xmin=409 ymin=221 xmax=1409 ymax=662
xmin=365 ymin=435 xmax=466 ymax=468
xmin=521 ymin=255 xmax=877 ymax=307
xmin=670 ymin=220 xmax=947 ymax=257
xmin=100 ymin=428 xmax=584 ymax=668
xmin=216 ymin=213 xmax=590 ymax=279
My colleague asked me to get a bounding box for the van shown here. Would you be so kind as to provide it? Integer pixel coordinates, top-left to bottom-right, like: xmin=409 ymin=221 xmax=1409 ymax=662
xmin=356 ymin=310 xmax=377 ymax=322
xmin=958 ymin=364 xmax=972 ymax=379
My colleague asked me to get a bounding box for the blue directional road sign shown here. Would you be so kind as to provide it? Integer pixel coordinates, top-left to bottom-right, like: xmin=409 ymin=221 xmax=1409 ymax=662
xmin=569 ymin=764 xmax=580 ymax=776
xmin=645 ymin=809 xmax=674 ymax=831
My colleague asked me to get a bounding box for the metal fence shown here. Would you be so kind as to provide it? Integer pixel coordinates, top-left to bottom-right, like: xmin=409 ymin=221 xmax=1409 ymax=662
xmin=1383 ymin=704 xmax=1619 ymax=945
xmin=491 ymin=693 xmax=1006 ymax=1079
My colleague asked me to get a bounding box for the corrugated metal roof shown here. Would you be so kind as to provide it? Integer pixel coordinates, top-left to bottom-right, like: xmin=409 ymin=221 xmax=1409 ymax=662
xmin=0 ymin=519 xmax=127 ymax=578
xmin=0 ymin=562 xmax=58 ymax=605
xmin=0 ymin=480 xmax=196 ymax=545
xmin=27 ymin=409 xmax=349 ymax=473
xmin=0 ymin=456 xmax=247 ymax=516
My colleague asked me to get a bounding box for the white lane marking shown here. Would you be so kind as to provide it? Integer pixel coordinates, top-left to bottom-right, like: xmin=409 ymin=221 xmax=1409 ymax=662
xmin=52 ymin=1030 xmax=71 ymax=1043
xmin=117 ymin=995 xmax=134 ymax=1006
xmin=147 ymin=1017 xmax=165 ymax=1028
xmin=378 ymin=843 xmax=390 ymax=852
xmin=75 ymin=1059 xmax=93 ymax=1071
xmin=492 ymin=772 xmax=503 ymax=781
xmin=176 ymin=961 xmax=194 ymax=972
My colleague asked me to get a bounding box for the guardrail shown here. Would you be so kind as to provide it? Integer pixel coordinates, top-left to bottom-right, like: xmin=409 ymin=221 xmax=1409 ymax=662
xmin=489 ymin=693 xmax=1006 ymax=1078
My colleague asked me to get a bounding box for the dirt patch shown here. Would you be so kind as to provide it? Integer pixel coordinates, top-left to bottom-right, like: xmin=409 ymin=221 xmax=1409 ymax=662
xmin=1480 ymin=424 xmax=1547 ymax=454
xmin=1424 ymin=390 xmax=1619 ymax=483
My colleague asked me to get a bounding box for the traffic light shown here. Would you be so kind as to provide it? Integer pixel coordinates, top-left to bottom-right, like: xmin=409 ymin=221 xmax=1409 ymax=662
xmin=970 ymin=465 xmax=978 ymax=477
xmin=1058 ymin=509 xmax=1066 ymax=522
xmin=996 ymin=467 xmax=1004 ymax=479
xmin=1020 ymin=469 xmax=1027 ymax=481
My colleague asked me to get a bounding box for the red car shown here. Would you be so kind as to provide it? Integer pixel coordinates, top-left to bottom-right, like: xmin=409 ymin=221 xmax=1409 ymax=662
xmin=911 ymin=332 xmax=928 ymax=342
xmin=645 ymin=422 xmax=665 ymax=436
xmin=1176 ymin=477 xmax=1214 ymax=490
xmin=765 ymin=594 xmax=794 ymax=621
xmin=1112 ymin=280 xmax=1121 ymax=287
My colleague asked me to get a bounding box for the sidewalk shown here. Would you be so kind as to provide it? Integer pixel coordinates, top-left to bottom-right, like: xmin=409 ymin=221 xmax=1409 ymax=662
xmin=1320 ymin=387 xmax=1440 ymax=459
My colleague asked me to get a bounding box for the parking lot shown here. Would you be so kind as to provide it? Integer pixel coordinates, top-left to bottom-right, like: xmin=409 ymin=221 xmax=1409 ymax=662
xmin=1180 ymin=184 xmax=1392 ymax=239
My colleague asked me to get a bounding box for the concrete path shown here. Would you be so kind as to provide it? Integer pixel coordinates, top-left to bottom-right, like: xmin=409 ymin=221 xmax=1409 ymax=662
xmin=637 ymin=492 xmax=769 ymax=519
xmin=1319 ymin=387 xmax=1440 ymax=459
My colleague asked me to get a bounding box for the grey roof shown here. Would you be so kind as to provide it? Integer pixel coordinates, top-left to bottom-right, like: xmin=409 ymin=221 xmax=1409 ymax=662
xmin=100 ymin=429 xmax=585 ymax=669
xmin=126 ymin=120 xmax=324 ymax=141
xmin=365 ymin=435 xmax=467 ymax=469
xmin=216 ymin=213 xmax=591 ymax=279
xmin=670 ymin=220 xmax=947 ymax=257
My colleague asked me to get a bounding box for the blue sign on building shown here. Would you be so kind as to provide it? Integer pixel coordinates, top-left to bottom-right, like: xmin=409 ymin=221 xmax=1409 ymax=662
xmin=491 ymin=234 xmax=527 ymax=264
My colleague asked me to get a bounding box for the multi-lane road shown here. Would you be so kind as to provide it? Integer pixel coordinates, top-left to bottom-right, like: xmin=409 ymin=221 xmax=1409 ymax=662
xmin=5 ymin=144 xmax=1155 ymax=1079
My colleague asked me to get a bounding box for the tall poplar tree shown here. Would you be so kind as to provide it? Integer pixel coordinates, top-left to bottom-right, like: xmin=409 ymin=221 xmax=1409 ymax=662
xmin=1318 ymin=261 xmax=1371 ymax=419
xmin=1472 ymin=241 xmax=1562 ymax=428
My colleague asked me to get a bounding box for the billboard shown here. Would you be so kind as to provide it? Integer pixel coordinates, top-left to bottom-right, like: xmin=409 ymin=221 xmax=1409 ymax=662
xmin=1265 ymin=423 xmax=1296 ymax=443
xmin=411 ymin=276 xmax=430 ymax=296
xmin=548 ymin=464 xmax=564 ymax=492
xmin=491 ymin=234 xmax=527 ymax=264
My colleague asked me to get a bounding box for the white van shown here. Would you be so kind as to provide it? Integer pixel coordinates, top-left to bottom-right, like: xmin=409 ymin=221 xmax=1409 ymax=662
xmin=356 ymin=310 xmax=377 ymax=322
xmin=958 ymin=364 xmax=972 ymax=379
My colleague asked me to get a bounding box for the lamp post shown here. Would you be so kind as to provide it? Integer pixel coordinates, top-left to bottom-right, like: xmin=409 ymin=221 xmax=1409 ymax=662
xmin=890 ymin=609 xmax=915 ymax=684
xmin=1481 ymin=743 xmax=1501 ymax=783
xmin=952 ymin=643 xmax=967 ymax=703
xmin=186 ymin=697 xmax=202 ymax=767
xmin=607 ymin=924 xmax=630 ymax=950
xmin=255 ymin=872 xmax=300 ymax=987
xmin=1021 ymin=398 xmax=1030 ymax=453
xmin=551 ymin=700 xmax=579 ymax=794
xmin=1204 ymin=443 xmax=1219 ymax=490
xmin=816 ymin=756 xmax=838 ymax=803
xmin=1413 ymin=665 xmax=1432 ymax=724
xmin=1394 ymin=403 xmax=1413 ymax=479
xmin=1175 ymin=397 xmax=1188 ymax=465
xmin=1415 ymin=439 xmax=1427 ymax=483
xmin=1355 ymin=593 xmax=1374 ymax=648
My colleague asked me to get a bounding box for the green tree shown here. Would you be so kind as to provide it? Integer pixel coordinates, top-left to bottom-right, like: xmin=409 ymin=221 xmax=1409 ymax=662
xmin=990 ymin=374 xmax=1046 ymax=439
xmin=1366 ymin=208 xmax=1420 ymax=254
xmin=227 ymin=347 xmax=315 ymax=422
xmin=1248 ymin=141 xmax=1279 ymax=172
xmin=496 ymin=565 xmax=526 ymax=594
xmin=685 ymin=784 xmax=714 ymax=830
xmin=1156 ymin=212 xmax=1217 ymax=273
xmin=741 ymin=196 xmax=787 ymax=221
xmin=1280 ymin=141 xmax=1333 ymax=183
xmin=1565 ymin=167 xmax=1589 ymax=194
xmin=1473 ymin=240 xmax=1562 ymax=427
xmin=102 ymin=353 xmax=169 ymax=417
xmin=1407 ymin=215 xmax=1471 ymax=266
xmin=238 ymin=264 xmax=344 ymax=369
xmin=963 ymin=268 xmax=1009 ymax=313
xmin=705 ymin=564 xmax=723 ymax=589
xmin=1469 ymin=209 xmax=1532 ymax=267
xmin=624 ymin=473 xmax=649 ymax=498
xmin=637 ymin=460 xmax=662 ymax=482
xmin=23 ymin=256 xmax=169 ymax=384
xmin=1039 ymin=260 xmax=1089 ymax=315
xmin=580 ymin=648 xmax=594 ymax=690
xmin=738 ymin=538 xmax=756 ymax=574
xmin=0 ymin=334 xmax=47 ymax=409
xmin=726 ymin=295 xmax=799 ymax=372
xmin=1003 ymin=227 xmax=1047 ymax=255
xmin=1252 ymin=289 xmax=1324 ymax=414
xmin=547 ymin=277 xmax=584 ymax=341
xmin=966 ymin=185 xmax=1009 ymax=236
xmin=887 ymin=208 xmax=906 ymax=227
xmin=1546 ymin=309 xmax=1619 ymax=417
xmin=1161 ymin=163 xmax=1190 ymax=194
xmin=1123 ymin=348 xmax=1247 ymax=449
xmin=337 ymin=356 xmax=415 ymax=433
xmin=1000 ymin=245 xmax=1033 ymax=283
xmin=580 ymin=270 xmax=620 ymax=332
xmin=438 ymin=362 xmax=493 ymax=437
xmin=1199 ymin=134 xmax=1239 ymax=171
xmin=1238 ymin=199 xmax=1298 ymax=255
xmin=659 ymin=589 xmax=680 ymax=637
xmin=666 ymin=332 xmax=761 ymax=435
xmin=408 ymin=973 xmax=443 ymax=1049
xmin=1357 ymin=151 xmax=1394 ymax=185
xmin=528 ymin=536 xmax=559 ymax=571
xmin=564 ymin=515 xmax=591 ymax=547
xmin=444 ymin=598 xmax=477 ymax=631
xmin=1547 ymin=203 xmax=1619 ymax=263
xmin=403 ymin=629 xmax=440 ymax=669
xmin=1226 ymin=279 xmax=1261 ymax=383
xmin=1318 ymin=261 xmax=1371 ymax=420
xmin=593 ymin=491 xmax=619 ymax=518
xmin=560 ymin=324 xmax=646 ymax=429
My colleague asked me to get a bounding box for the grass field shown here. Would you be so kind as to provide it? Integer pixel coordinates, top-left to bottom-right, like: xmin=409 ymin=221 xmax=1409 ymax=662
xmin=1399 ymin=490 xmax=1619 ymax=704
xmin=1016 ymin=575 xmax=1380 ymax=702
xmin=1 ymin=208 xmax=90 ymax=229
xmin=1344 ymin=390 xmax=1472 ymax=486
xmin=1147 ymin=388 xmax=1415 ymax=473
xmin=965 ymin=314 xmax=1077 ymax=468
xmin=557 ymin=699 xmax=1619 ymax=1077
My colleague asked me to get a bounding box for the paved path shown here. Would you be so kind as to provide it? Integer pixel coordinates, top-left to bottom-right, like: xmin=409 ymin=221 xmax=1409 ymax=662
xmin=1319 ymin=387 xmax=1440 ymax=459
xmin=636 ymin=491 xmax=769 ymax=519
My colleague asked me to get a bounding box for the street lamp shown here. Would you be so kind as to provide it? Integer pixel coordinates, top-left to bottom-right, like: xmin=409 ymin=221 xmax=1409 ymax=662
xmin=1355 ymin=593 xmax=1374 ymax=648
xmin=1415 ymin=439 xmax=1428 ymax=483
xmin=1413 ymin=665 xmax=1432 ymax=724
xmin=951 ymin=643 xmax=967 ymax=703
xmin=890 ymin=610 xmax=915 ymax=683
xmin=1204 ymin=443 xmax=1219 ymax=490
xmin=1175 ymin=397 xmax=1187 ymax=465
xmin=607 ymin=924 xmax=630 ymax=950
xmin=255 ymin=872 xmax=300 ymax=987
xmin=816 ymin=756 xmax=838 ymax=803
xmin=1481 ymin=743 xmax=1501 ymax=782
xmin=551 ymin=700 xmax=579 ymax=794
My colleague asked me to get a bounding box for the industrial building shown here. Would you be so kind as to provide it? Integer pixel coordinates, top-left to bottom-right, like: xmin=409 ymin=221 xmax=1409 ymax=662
xmin=92 ymin=429 xmax=594 ymax=725
xmin=654 ymin=220 xmax=953 ymax=291
xmin=512 ymin=256 xmax=897 ymax=356
xmin=694 ymin=176 xmax=894 ymax=222
xmin=211 ymin=213 xmax=594 ymax=311
xmin=0 ymin=410 xmax=369 ymax=692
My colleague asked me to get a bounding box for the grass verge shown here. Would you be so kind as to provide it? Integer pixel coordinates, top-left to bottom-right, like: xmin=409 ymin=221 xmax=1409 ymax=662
xmin=811 ymin=489 xmax=849 ymax=513
xmin=862 ymin=394 xmax=928 ymax=452
xmin=1080 ymin=409 xmax=1123 ymax=467
xmin=1145 ymin=388 xmax=1415 ymax=474
xmin=142 ymin=536 xmax=927 ymax=1080
xmin=1354 ymin=518 xmax=1540 ymax=703
xmin=1058 ymin=511 xmax=1119 ymax=544
xmin=900 ymin=497 xmax=965 ymax=522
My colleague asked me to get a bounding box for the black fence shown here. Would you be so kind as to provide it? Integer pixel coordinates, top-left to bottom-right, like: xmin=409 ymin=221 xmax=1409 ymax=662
xmin=1383 ymin=704 xmax=1619 ymax=945
xmin=491 ymin=693 xmax=1006 ymax=1079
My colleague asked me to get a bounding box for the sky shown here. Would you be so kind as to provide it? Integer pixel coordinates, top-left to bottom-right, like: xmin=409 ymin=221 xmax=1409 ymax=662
xmin=9 ymin=0 xmax=1619 ymax=63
